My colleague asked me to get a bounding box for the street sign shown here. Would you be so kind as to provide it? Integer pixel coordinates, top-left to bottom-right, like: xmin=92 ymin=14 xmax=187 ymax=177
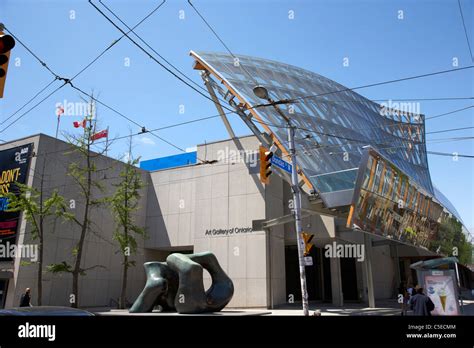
xmin=271 ymin=155 xmax=292 ymax=174
xmin=304 ymin=256 xmax=313 ymax=266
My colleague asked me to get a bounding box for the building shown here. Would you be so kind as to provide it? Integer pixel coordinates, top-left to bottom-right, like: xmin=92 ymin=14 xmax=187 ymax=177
xmin=0 ymin=51 xmax=469 ymax=309
xmin=0 ymin=134 xmax=149 ymax=309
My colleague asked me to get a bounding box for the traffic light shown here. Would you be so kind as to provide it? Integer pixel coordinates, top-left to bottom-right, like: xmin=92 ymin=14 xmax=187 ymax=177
xmin=302 ymin=232 xmax=314 ymax=256
xmin=259 ymin=145 xmax=273 ymax=184
xmin=0 ymin=33 xmax=15 ymax=98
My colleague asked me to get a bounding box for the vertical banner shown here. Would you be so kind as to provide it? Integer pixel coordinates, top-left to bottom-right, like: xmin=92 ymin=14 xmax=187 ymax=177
xmin=423 ymin=273 xmax=460 ymax=316
xmin=0 ymin=143 xmax=33 ymax=261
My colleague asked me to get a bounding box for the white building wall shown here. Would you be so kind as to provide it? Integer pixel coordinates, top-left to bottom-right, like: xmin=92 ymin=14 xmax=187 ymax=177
xmin=371 ymin=245 xmax=396 ymax=299
xmin=146 ymin=136 xmax=271 ymax=307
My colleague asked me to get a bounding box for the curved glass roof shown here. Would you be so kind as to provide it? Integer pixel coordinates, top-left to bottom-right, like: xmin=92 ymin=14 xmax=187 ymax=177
xmin=193 ymin=51 xmax=462 ymax=222
xmin=195 ymin=52 xmax=432 ymax=192
xmin=433 ymin=186 xmax=464 ymax=224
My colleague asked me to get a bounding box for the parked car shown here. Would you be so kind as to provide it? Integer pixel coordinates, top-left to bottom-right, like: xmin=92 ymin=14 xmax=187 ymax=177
xmin=0 ymin=306 xmax=94 ymax=316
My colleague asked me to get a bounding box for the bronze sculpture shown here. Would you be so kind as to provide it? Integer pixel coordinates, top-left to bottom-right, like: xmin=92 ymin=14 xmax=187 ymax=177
xmin=129 ymin=252 xmax=234 ymax=314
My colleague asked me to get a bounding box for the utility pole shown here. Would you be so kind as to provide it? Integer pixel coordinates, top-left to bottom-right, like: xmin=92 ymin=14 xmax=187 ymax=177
xmin=287 ymin=121 xmax=310 ymax=316
xmin=253 ymin=85 xmax=310 ymax=316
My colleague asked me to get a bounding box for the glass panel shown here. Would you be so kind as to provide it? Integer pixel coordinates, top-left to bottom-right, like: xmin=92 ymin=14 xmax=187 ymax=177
xmin=381 ymin=166 xmax=392 ymax=197
xmin=194 ymin=51 xmax=464 ymax=224
xmin=350 ymin=152 xmax=450 ymax=252
xmin=195 ymin=52 xmax=434 ymax=198
xmin=312 ymin=168 xmax=358 ymax=193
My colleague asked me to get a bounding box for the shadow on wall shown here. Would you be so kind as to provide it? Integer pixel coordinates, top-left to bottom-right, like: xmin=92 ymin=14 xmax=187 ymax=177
xmin=144 ymin=175 xmax=171 ymax=248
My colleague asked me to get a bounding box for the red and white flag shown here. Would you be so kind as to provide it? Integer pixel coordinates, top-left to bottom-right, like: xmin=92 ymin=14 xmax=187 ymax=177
xmin=73 ymin=119 xmax=87 ymax=128
xmin=56 ymin=105 xmax=65 ymax=117
xmin=91 ymin=129 xmax=108 ymax=141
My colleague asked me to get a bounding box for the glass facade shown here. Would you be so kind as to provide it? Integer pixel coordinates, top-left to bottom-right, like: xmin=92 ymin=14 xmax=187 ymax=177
xmin=191 ymin=51 xmax=463 ymax=229
xmin=193 ymin=51 xmax=432 ymax=196
xmin=351 ymin=150 xmax=451 ymax=251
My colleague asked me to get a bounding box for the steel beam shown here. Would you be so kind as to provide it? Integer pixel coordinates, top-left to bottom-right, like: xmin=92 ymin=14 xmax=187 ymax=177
xmin=201 ymin=72 xmax=236 ymax=139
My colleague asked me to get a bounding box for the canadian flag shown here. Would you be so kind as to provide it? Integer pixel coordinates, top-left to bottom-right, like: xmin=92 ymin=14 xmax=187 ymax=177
xmin=91 ymin=129 xmax=108 ymax=141
xmin=56 ymin=105 xmax=65 ymax=117
xmin=73 ymin=119 xmax=87 ymax=128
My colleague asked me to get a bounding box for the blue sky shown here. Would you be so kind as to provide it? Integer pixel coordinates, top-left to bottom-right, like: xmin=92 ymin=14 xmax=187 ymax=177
xmin=1 ymin=0 xmax=473 ymax=231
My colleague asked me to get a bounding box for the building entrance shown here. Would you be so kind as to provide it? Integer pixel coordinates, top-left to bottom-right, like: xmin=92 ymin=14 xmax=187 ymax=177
xmin=285 ymin=245 xmax=332 ymax=302
xmin=340 ymin=258 xmax=359 ymax=301
xmin=0 ymin=279 xmax=8 ymax=309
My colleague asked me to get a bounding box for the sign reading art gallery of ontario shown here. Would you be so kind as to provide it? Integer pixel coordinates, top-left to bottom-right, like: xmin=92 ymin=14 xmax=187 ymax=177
xmin=0 ymin=144 xmax=33 ymax=261
xmin=347 ymin=148 xmax=451 ymax=252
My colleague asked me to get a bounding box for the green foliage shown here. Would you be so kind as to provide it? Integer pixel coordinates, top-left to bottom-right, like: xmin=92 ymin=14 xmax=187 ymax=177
xmin=1 ymin=182 xmax=66 ymax=240
xmin=20 ymin=260 xmax=34 ymax=267
xmin=405 ymin=226 xmax=415 ymax=235
xmin=56 ymin=110 xmax=109 ymax=307
xmin=109 ymin=157 xmax=146 ymax=259
xmin=47 ymin=261 xmax=73 ymax=274
xmin=431 ymin=217 xmax=473 ymax=264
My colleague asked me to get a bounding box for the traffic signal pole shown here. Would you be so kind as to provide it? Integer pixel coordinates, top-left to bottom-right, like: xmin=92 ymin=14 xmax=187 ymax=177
xmin=252 ymin=85 xmax=310 ymax=316
xmin=0 ymin=24 xmax=15 ymax=99
xmin=287 ymin=122 xmax=310 ymax=316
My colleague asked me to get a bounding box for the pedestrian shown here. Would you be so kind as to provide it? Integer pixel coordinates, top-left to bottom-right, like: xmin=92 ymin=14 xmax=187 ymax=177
xmin=407 ymin=284 xmax=415 ymax=298
xmin=405 ymin=283 xmax=415 ymax=313
xmin=19 ymin=288 xmax=32 ymax=307
xmin=410 ymin=287 xmax=435 ymax=316
xmin=398 ymin=281 xmax=409 ymax=316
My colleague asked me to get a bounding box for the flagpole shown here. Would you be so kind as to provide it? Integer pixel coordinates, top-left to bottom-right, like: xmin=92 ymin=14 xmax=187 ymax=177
xmin=92 ymin=100 xmax=97 ymax=135
xmin=105 ymin=126 xmax=109 ymax=157
xmin=55 ymin=113 xmax=62 ymax=138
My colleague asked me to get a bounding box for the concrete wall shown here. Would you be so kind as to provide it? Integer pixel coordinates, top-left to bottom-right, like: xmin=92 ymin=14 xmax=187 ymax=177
xmin=264 ymin=160 xmax=286 ymax=307
xmin=371 ymin=245 xmax=396 ymax=299
xmin=1 ymin=134 xmax=148 ymax=308
xmin=337 ymin=229 xmax=396 ymax=301
xmin=146 ymin=136 xmax=273 ymax=307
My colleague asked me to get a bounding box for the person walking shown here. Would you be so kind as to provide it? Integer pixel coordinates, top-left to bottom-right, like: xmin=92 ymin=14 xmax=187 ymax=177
xmin=398 ymin=282 xmax=409 ymax=316
xmin=19 ymin=288 xmax=32 ymax=307
xmin=410 ymin=287 xmax=435 ymax=316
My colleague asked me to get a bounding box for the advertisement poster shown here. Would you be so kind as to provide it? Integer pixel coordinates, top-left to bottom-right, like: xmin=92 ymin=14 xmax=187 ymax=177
xmin=424 ymin=274 xmax=460 ymax=316
xmin=0 ymin=144 xmax=33 ymax=262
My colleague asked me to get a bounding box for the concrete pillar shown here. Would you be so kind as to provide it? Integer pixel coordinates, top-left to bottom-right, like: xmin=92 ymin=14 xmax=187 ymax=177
xmin=330 ymin=256 xmax=344 ymax=306
xmin=319 ymin=250 xmax=326 ymax=301
xmin=363 ymin=233 xmax=375 ymax=308
xmin=390 ymin=244 xmax=401 ymax=297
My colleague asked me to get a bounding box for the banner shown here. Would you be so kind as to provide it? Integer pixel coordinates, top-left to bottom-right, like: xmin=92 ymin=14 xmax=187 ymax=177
xmin=423 ymin=274 xmax=460 ymax=316
xmin=0 ymin=144 xmax=33 ymax=261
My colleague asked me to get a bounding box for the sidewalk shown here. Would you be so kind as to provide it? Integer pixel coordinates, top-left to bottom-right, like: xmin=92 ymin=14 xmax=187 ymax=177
xmin=231 ymin=299 xmax=403 ymax=316
xmin=94 ymin=299 xmax=474 ymax=316
xmin=258 ymin=299 xmax=474 ymax=316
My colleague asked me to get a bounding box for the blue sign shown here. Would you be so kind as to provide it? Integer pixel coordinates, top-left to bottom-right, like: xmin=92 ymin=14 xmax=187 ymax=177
xmin=271 ymin=155 xmax=292 ymax=174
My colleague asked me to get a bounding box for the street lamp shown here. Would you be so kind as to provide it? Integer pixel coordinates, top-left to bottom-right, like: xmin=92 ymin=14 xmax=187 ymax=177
xmin=252 ymin=85 xmax=270 ymax=100
xmin=253 ymin=85 xmax=310 ymax=316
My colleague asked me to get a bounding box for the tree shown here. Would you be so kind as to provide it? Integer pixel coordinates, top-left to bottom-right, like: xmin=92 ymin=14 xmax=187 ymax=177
xmin=109 ymin=139 xmax=145 ymax=309
xmin=431 ymin=216 xmax=473 ymax=265
xmin=1 ymin=159 xmax=65 ymax=305
xmin=47 ymin=97 xmax=108 ymax=308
